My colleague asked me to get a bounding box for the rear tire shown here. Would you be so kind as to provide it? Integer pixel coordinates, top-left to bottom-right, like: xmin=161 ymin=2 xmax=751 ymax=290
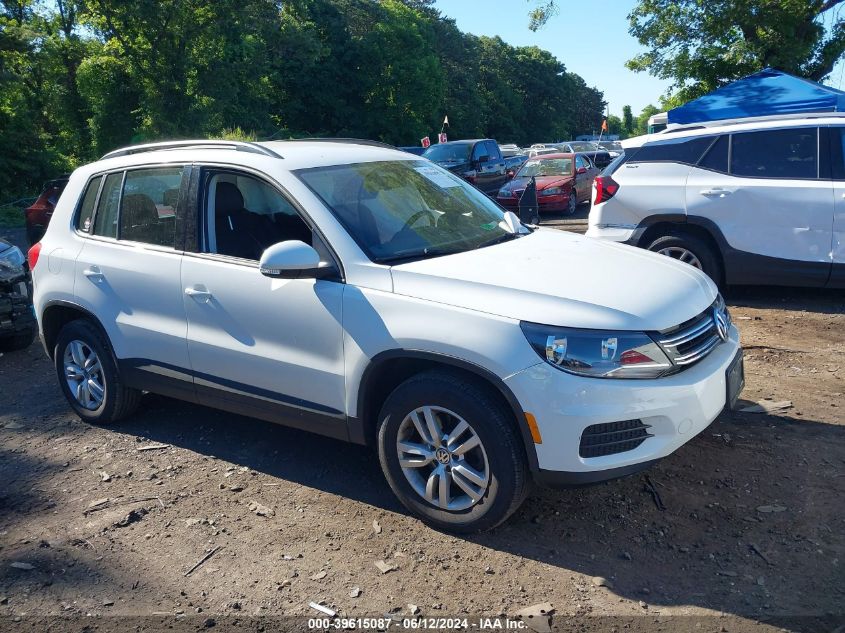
xmin=646 ymin=233 xmax=722 ymax=284
xmin=54 ymin=319 xmax=141 ymax=424
xmin=377 ymin=370 xmax=531 ymax=533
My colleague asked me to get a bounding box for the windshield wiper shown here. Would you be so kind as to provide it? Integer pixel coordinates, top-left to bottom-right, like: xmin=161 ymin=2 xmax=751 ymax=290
xmin=477 ymin=232 xmax=523 ymax=250
xmin=375 ymin=248 xmax=458 ymax=265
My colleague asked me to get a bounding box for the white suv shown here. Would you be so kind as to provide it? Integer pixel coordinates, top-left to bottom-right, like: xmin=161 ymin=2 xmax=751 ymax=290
xmin=587 ymin=114 xmax=845 ymax=288
xmin=30 ymin=139 xmax=743 ymax=532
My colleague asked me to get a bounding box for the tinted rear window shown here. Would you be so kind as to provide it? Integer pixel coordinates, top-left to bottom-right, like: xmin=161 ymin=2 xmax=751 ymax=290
xmin=698 ymin=135 xmax=729 ymax=173
xmin=629 ymin=136 xmax=715 ymax=166
xmin=730 ymin=127 xmax=817 ymax=179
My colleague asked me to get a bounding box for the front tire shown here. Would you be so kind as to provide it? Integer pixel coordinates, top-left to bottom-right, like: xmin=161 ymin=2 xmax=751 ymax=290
xmin=54 ymin=319 xmax=141 ymax=424
xmin=646 ymin=233 xmax=722 ymax=284
xmin=377 ymin=370 xmax=530 ymax=533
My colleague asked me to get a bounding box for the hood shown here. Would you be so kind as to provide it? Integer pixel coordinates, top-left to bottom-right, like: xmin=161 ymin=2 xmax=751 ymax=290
xmin=389 ymin=230 xmax=717 ymax=331
xmin=503 ymin=176 xmax=573 ymax=192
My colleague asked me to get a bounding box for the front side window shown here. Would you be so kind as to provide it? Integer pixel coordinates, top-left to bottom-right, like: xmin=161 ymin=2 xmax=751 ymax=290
xmin=569 ymin=142 xmax=598 ymax=152
xmin=471 ymin=142 xmax=487 ymax=162
xmin=730 ymin=127 xmax=817 ymax=179
xmin=297 ymin=160 xmax=519 ymax=263
xmin=575 ymin=155 xmax=587 ymax=170
xmin=203 ymin=171 xmax=312 ymax=261
xmin=485 ymin=140 xmax=501 ymax=161
xmin=119 ymin=168 xmax=183 ymax=247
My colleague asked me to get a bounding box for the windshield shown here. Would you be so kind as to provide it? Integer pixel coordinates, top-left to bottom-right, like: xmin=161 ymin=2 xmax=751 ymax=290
xmin=422 ymin=143 xmax=472 ymax=163
xmin=516 ymin=158 xmax=572 ymax=178
xmin=296 ymin=160 xmax=519 ymax=263
xmin=569 ymin=142 xmax=599 ymax=152
xmin=598 ymin=141 xmax=623 ymax=150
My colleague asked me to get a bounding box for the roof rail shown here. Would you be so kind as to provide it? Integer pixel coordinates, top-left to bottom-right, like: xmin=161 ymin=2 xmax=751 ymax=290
xmin=101 ymin=140 xmax=283 ymax=160
xmin=659 ymin=110 xmax=845 ymax=134
xmin=271 ymin=137 xmax=397 ymax=150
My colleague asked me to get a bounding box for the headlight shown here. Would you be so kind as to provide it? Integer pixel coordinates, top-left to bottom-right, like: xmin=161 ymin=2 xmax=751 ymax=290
xmin=520 ymin=322 xmax=673 ymax=379
xmin=539 ymin=187 xmax=563 ymax=196
xmin=0 ymin=245 xmax=25 ymax=270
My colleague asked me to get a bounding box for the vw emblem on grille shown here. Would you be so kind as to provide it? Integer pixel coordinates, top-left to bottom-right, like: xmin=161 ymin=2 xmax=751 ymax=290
xmin=713 ymin=309 xmax=728 ymax=342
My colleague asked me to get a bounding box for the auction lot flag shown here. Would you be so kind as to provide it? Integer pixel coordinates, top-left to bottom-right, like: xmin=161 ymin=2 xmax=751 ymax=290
xmin=421 ymin=136 xmax=431 ymax=148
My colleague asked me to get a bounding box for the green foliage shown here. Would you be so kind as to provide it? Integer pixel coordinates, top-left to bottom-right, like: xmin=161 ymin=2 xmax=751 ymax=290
xmin=0 ymin=0 xmax=606 ymax=198
xmin=627 ymin=0 xmax=845 ymax=102
xmin=0 ymin=205 xmax=25 ymax=228
xmin=622 ymin=105 xmax=634 ymax=134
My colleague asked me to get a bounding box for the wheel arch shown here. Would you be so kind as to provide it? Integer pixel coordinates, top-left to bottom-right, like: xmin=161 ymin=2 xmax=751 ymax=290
xmin=41 ymin=300 xmax=112 ymax=360
xmin=352 ymin=350 xmax=540 ymax=473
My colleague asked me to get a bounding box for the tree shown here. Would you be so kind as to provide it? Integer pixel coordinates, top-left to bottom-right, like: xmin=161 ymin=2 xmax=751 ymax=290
xmin=622 ymin=105 xmax=633 ymax=134
xmin=635 ymin=104 xmax=660 ymax=136
xmin=606 ymin=114 xmax=623 ymax=136
xmin=626 ymin=0 xmax=845 ymax=102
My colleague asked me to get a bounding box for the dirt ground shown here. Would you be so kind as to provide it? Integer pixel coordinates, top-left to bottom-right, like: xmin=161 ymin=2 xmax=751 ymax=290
xmin=0 ymin=223 xmax=843 ymax=633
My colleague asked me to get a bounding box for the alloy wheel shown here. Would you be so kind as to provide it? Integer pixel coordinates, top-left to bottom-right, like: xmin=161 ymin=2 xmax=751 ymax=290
xmin=63 ymin=339 xmax=105 ymax=410
xmin=396 ymin=406 xmax=490 ymax=511
xmin=657 ymin=246 xmax=703 ymax=270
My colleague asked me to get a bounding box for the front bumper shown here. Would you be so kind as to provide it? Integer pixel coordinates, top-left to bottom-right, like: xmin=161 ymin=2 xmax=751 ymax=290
xmin=504 ymin=326 xmax=741 ymax=484
xmin=0 ymin=274 xmax=36 ymax=338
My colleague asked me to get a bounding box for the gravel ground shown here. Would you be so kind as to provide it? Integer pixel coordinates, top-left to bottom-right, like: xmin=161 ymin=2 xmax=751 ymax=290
xmin=0 ymin=223 xmax=843 ymax=633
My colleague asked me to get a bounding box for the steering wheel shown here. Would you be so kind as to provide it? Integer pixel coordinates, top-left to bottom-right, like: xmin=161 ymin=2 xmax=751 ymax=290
xmin=402 ymin=209 xmax=438 ymax=230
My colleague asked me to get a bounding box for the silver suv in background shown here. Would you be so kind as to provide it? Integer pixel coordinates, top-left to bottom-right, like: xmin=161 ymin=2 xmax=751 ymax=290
xmin=587 ymin=114 xmax=845 ymax=288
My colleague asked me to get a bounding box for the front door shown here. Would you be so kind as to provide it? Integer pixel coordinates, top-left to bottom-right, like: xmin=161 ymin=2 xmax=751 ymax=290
xmin=181 ymin=168 xmax=347 ymax=438
xmin=685 ymin=127 xmax=832 ymax=286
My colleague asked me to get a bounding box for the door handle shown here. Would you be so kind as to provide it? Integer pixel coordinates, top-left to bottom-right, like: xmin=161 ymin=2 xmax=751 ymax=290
xmin=700 ymin=188 xmax=732 ymax=198
xmin=83 ymin=266 xmax=104 ymax=282
xmin=185 ymin=286 xmax=213 ymax=303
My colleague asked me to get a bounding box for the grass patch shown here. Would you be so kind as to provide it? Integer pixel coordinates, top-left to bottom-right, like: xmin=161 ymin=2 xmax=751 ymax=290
xmin=0 ymin=206 xmax=26 ymax=228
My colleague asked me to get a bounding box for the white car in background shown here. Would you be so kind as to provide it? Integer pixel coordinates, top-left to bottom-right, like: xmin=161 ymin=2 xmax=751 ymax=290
xmin=30 ymin=139 xmax=743 ymax=532
xmin=587 ymin=113 xmax=845 ymax=288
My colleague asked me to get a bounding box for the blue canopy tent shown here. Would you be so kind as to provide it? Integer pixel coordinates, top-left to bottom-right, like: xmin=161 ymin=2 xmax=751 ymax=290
xmin=667 ymin=68 xmax=845 ymax=125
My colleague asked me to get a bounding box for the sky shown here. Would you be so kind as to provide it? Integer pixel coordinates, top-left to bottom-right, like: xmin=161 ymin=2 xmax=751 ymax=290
xmin=431 ymin=0 xmax=845 ymax=119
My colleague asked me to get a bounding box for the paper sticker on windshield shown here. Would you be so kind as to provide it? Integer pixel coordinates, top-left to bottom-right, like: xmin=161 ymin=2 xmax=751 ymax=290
xmin=414 ymin=166 xmax=461 ymax=188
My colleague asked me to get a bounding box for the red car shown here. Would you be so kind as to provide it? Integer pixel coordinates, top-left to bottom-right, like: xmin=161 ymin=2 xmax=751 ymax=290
xmin=495 ymin=153 xmax=598 ymax=216
xmin=24 ymin=176 xmax=68 ymax=245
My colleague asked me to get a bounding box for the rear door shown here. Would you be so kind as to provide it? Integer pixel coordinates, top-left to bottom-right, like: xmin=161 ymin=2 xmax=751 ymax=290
xmin=73 ymin=165 xmax=193 ymax=396
xmin=574 ymin=155 xmax=593 ymax=203
xmin=686 ymin=127 xmax=832 ymax=286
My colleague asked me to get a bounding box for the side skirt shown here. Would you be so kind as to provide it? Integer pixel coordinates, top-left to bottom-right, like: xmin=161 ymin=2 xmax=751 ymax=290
xmin=119 ymin=358 xmax=351 ymax=443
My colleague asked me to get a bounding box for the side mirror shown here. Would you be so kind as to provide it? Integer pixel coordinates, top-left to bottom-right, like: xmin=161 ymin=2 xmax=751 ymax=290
xmin=506 ymin=169 xmax=515 ymax=179
xmin=475 ymin=154 xmax=490 ymax=166
xmin=259 ymin=240 xmax=324 ymax=279
xmin=577 ymin=166 xmax=587 ymax=175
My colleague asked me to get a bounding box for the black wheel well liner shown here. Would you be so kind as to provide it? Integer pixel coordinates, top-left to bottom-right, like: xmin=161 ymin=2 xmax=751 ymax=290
xmin=41 ymin=301 xmax=110 ymax=360
xmin=352 ymin=350 xmax=540 ymax=473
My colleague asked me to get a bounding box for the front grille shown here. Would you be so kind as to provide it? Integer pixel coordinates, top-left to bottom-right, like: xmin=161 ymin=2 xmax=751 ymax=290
xmin=579 ymin=419 xmax=652 ymax=458
xmin=653 ymin=299 xmax=728 ymax=369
